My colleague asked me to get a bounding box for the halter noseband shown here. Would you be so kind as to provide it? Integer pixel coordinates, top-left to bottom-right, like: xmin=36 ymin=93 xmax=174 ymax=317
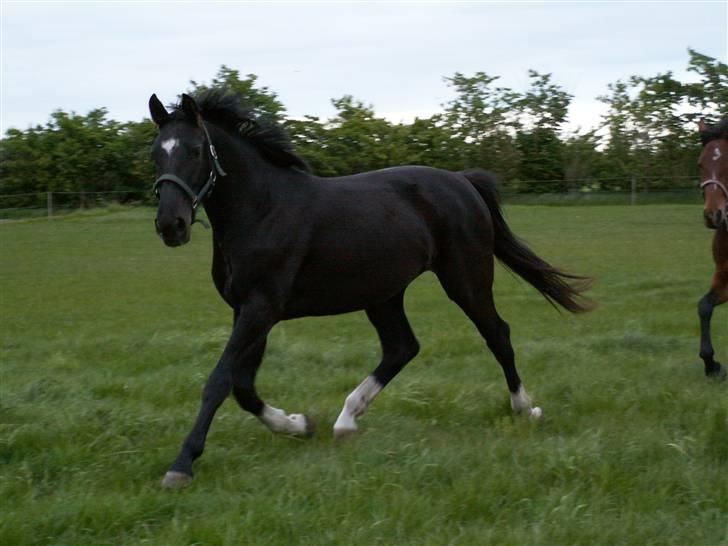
xmin=152 ymin=121 xmax=227 ymax=221
xmin=700 ymin=178 xmax=728 ymax=230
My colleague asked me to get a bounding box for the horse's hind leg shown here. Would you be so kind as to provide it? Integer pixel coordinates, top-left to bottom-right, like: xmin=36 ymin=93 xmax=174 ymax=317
xmin=333 ymin=290 xmax=420 ymax=438
xmin=436 ymin=254 xmax=542 ymax=418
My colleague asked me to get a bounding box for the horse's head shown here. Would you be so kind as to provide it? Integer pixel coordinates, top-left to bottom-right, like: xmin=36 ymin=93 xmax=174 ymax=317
xmin=698 ymin=119 xmax=728 ymax=230
xmin=149 ymin=93 xmax=225 ymax=246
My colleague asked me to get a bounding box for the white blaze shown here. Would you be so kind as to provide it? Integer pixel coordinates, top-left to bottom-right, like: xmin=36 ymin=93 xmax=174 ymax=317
xmin=161 ymin=138 xmax=179 ymax=156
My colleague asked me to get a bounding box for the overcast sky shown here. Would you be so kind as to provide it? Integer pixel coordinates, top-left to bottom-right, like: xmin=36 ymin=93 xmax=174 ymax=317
xmin=1 ymin=1 xmax=726 ymax=136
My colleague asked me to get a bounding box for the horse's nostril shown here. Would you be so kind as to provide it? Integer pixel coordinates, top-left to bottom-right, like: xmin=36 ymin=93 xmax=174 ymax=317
xmin=176 ymin=218 xmax=187 ymax=232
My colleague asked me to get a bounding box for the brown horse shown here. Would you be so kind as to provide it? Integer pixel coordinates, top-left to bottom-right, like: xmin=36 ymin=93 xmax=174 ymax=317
xmin=697 ymin=118 xmax=728 ymax=379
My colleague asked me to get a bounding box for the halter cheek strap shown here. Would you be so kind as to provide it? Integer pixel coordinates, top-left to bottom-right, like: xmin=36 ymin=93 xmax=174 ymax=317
xmin=203 ymin=122 xmax=226 ymax=178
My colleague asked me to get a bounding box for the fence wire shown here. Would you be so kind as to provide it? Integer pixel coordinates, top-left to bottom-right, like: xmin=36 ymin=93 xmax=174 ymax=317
xmin=0 ymin=176 xmax=704 ymax=220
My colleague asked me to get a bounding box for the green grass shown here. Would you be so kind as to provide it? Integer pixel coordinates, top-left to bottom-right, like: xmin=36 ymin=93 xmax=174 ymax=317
xmin=1 ymin=205 xmax=726 ymax=546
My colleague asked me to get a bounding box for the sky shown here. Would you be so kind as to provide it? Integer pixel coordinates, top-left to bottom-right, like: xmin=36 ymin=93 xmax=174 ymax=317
xmin=1 ymin=0 xmax=726 ymax=136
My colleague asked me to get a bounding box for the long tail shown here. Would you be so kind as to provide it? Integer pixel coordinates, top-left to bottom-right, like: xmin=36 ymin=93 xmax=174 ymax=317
xmin=461 ymin=169 xmax=594 ymax=313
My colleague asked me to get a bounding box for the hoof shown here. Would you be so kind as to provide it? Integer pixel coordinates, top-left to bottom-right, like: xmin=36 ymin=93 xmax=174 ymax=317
xmin=161 ymin=470 xmax=192 ymax=489
xmin=333 ymin=426 xmax=357 ymax=440
xmin=706 ymin=362 xmax=727 ymax=381
xmin=300 ymin=414 xmax=316 ymax=438
xmin=529 ymin=406 xmax=543 ymax=419
xmin=285 ymin=413 xmax=315 ymax=437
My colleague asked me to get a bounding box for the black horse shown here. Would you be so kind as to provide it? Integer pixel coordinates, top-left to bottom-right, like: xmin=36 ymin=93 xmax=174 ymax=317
xmin=149 ymin=90 xmax=591 ymax=488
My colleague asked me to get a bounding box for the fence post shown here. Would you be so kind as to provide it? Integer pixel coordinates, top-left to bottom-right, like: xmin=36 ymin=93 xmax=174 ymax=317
xmin=630 ymin=177 xmax=636 ymax=206
xmin=47 ymin=191 xmax=53 ymax=219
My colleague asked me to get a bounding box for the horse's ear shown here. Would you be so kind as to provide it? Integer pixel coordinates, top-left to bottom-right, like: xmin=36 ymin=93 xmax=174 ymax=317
xmin=149 ymin=94 xmax=170 ymax=127
xmin=181 ymin=93 xmax=204 ymax=128
xmin=698 ymin=119 xmax=708 ymax=133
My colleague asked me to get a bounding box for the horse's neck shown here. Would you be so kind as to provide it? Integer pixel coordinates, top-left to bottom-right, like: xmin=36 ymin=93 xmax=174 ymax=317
xmin=202 ymin=140 xmax=306 ymax=237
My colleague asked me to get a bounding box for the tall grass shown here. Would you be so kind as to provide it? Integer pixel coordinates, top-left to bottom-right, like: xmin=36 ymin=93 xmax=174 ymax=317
xmin=1 ymin=205 xmax=726 ymax=545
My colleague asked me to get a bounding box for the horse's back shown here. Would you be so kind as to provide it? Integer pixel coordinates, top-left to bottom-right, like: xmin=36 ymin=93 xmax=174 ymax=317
xmin=319 ymin=165 xmax=491 ymax=230
xmin=314 ymin=165 xmax=492 ymax=251
xmin=345 ymin=165 xmax=495 ymax=252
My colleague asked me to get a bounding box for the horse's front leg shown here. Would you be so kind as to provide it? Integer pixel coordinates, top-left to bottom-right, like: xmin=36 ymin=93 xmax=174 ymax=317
xmin=229 ymin=335 xmax=315 ymax=437
xmin=698 ymin=288 xmax=726 ymax=379
xmin=161 ymin=298 xmax=277 ymax=489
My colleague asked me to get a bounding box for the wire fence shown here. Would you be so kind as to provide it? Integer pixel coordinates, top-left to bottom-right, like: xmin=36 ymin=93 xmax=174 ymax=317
xmin=0 ymin=190 xmax=149 ymax=220
xmin=0 ymin=176 xmax=703 ymax=220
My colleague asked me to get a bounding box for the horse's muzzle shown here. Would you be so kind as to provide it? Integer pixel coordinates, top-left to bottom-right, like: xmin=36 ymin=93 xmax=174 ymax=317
xmin=155 ymin=216 xmax=191 ymax=247
xmin=703 ymin=209 xmax=725 ymax=230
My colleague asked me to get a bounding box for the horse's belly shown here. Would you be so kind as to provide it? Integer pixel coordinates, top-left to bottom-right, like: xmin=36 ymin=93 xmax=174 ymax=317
xmin=282 ymin=246 xmax=427 ymax=318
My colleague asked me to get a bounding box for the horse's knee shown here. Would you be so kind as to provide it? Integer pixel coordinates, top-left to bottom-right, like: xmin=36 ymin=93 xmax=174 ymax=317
xmin=698 ymin=292 xmax=715 ymax=319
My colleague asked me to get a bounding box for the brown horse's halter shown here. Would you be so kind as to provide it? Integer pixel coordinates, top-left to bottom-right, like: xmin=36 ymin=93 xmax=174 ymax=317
xmin=700 ymin=177 xmax=728 ymax=231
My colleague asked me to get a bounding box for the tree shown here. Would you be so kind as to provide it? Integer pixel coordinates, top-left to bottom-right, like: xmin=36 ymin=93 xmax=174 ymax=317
xmin=598 ymin=80 xmax=637 ymax=184
xmin=514 ymin=71 xmax=571 ymax=191
xmin=517 ymin=70 xmax=571 ymax=132
xmin=1 ymin=109 xmax=124 ymax=202
xmin=685 ymin=48 xmax=728 ymax=123
xmin=285 ymin=115 xmax=333 ymax=175
xmin=0 ymin=126 xmax=52 ymax=205
xmin=442 ymin=72 xmax=521 ymax=178
xmin=322 ymin=96 xmax=407 ymax=175
xmin=562 ymin=131 xmax=611 ymax=190
xmin=116 ymin=119 xmax=158 ymax=196
xmin=3 ymin=53 xmax=724 ymax=204
xmin=189 ymin=66 xmax=287 ymax=122
xmin=399 ymin=114 xmax=461 ymax=171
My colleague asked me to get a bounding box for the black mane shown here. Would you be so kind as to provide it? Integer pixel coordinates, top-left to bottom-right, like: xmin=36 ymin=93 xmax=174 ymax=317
xmin=171 ymin=89 xmax=310 ymax=172
xmin=700 ymin=117 xmax=728 ymax=146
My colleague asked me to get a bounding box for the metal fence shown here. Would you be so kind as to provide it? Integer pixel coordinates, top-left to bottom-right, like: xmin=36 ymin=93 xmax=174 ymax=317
xmin=499 ymin=174 xmax=702 ymax=205
xmin=0 ymin=190 xmax=149 ymax=220
xmin=0 ymin=176 xmax=703 ymax=220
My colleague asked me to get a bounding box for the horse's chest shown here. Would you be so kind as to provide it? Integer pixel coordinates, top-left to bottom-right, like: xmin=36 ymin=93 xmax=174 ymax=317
xmin=216 ymin=240 xmax=289 ymax=305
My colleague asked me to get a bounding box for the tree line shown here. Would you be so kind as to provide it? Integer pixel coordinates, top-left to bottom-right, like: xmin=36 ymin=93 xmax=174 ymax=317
xmin=0 ymin=49 xmax=725 ymax=207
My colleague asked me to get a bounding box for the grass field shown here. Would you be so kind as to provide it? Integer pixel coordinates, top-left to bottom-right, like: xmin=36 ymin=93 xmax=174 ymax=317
xmin=1 ymin=204 xmax=726 ymax=546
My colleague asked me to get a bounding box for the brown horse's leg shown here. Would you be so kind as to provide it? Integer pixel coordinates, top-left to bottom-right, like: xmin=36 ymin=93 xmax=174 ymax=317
xmin=699 ymin=232 xmax=728 ymax=379
xmin=698 ymin=289 xmax=724 ymax=377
